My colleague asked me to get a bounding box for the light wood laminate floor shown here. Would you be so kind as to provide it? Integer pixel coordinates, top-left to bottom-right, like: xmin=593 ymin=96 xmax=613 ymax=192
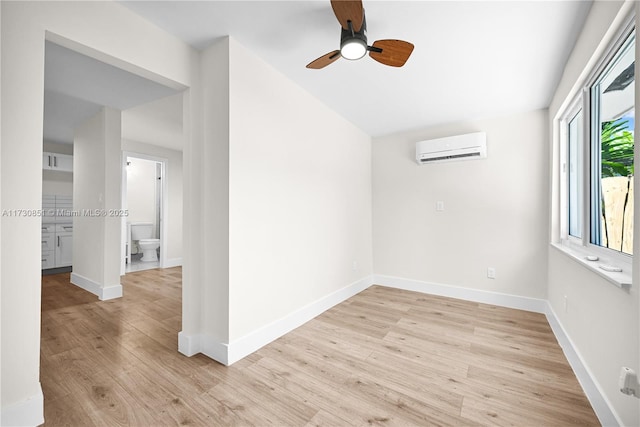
xmin=41 ymin=269 xmax=599 ymax=426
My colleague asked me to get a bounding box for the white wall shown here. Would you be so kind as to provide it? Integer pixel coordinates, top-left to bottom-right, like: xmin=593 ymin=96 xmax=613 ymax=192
xmin=547 ymin=2 xmax=639 ymax=425
xmin=72 ymin=107 xmax=122 ymax=300
xmin=123 ymin=139 xmax=183 ymax=263
xmin=227 ymin=37 xmax=373 ymax=341
xmin=0 ymin=2 xmax=192 ymax=423
xmin=184 ymin=37 xmax=231 ymax=357
xmin=42 ymin=171 xmax=73 ymax=197
xmin=179 ymin=37 xmax=373 ymax=363
xmin=73 ymin=111 xmax=107 ymax=286
xmin=43 ymin=140 xmax=73 ymax=155
xmin=373 ymin=110 xmax=549 ymax=299
xmin=122 ymin=93 xmax=183 ymax=152
xmin=0 ymin=4 xmax=43 ymax=424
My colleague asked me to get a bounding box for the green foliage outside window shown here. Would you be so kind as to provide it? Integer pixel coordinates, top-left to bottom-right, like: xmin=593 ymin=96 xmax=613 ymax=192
xmin=601 ymin=119 xmax=634 ymax=178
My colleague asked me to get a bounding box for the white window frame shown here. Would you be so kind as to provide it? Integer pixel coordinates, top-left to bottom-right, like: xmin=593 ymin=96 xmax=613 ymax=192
xmin=560 ymin=95 xmax=586 ymax=243
xmin=555 ymin=15 xmax=635 ymax=288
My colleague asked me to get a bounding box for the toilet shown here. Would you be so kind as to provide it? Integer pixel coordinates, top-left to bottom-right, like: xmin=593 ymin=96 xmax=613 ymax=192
xmin=130 ymin=222 xmax=160 ymax=262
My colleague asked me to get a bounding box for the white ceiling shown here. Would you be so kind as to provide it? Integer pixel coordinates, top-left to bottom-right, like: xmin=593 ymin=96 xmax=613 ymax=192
xmin=120 ymin=0 xmax=593 ymax=136
xmin=44 ymin=41 xmax=180 ymax=145
xmin=43 ymin=0 xmax=593 ymax=146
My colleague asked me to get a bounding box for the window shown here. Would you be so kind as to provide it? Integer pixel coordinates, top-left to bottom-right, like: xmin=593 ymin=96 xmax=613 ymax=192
xmin=567 ymin=108 xmax=583 ymax=239
xmin=590 ymin=30 xmax=635 ymax=255
xmin=560 ymin=24 xmax=635 ymax=261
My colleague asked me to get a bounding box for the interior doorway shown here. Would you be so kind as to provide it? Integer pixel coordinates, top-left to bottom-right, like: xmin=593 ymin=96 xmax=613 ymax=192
xmin=35 ymin=29 xmax=188 ymax=427
xmin=121 ymin=153 xmax=168 ymax=274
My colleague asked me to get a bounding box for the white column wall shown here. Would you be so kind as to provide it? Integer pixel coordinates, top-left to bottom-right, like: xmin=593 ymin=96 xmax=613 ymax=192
xmin=72 ymin=107 xmax=122 ymax=299
xmin=104 ymin=109 xmax=123 ymax=292
xmin=0 ymin=1 xmax=192 ymax=422
xmin=178 ymin=37 xmax=374 ymax=364
xmin=180 ymin=38 xmax=232 ymax=357
xmin=180 ymin=83 xmax=204 ymax=353
xmin=73 ymin=110 xmax=108 ymax=287
xmin=0 ymin=5 xmax=44 ymax=424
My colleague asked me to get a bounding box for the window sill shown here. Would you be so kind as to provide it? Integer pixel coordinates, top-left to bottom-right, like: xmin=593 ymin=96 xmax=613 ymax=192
xmin=550 ymin=242 xmax=632 ymax=289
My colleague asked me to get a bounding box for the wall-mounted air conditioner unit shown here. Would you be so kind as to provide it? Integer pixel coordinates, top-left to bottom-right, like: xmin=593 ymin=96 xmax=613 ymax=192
xmin=416 ymin=132 xmax=487 ymax=164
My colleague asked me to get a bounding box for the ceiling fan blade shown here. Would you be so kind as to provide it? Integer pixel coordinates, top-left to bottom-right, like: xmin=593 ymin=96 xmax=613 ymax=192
xmin=369 ymin=39 xmax=414 ymax=67
xmin=330 ymin=0 xmax=364 ymax=32
xmin=306 ymin=50 xmax=342 ymax=69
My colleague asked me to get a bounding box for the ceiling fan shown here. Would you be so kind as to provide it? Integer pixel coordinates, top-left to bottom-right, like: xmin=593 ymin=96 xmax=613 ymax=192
xmin=306 ymin=0 xmax=414 ymax=69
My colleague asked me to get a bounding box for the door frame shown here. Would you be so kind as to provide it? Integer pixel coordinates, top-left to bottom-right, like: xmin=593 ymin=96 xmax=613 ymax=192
xmin=121 ymin=151 xmax=169 ymax=274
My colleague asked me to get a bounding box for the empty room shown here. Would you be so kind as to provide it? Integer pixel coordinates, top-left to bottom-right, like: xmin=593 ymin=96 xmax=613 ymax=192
xmin=1 ymin=1 xmax=640 ymax=426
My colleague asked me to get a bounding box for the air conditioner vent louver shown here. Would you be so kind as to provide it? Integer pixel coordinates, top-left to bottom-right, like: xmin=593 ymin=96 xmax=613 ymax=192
xmin=419 ymin=152 xmax=481 ymax=163
xmin=416 ymin=132 xmax=486 ymax=164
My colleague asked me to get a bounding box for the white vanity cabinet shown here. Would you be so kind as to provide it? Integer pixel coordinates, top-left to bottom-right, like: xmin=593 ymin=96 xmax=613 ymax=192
xmin=43 ymin=152 xmax=73 ymax=172
xmin=41 ymin=224 xmax=73 ymax=269
xmin=55 ymin=225 xmax=73 ymax=267
xmin=41 ymin=224 xmax=56 ymax=269
xmin=42 ymin=195 xmax=73 ymax=270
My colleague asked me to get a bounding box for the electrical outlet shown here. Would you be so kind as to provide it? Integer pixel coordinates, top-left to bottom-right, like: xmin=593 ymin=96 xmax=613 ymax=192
xmin=487 ymin=267 xmax=496 ymax=279
xmin=619 ymin=367 xmax=640 ymax=397
xmin=436 ymin=201 xmax=445 ymax=211
xmin=563 ymin=295 xmax=568 ymax=313
xmin=352 ymin=261 xmax=358 ymax=272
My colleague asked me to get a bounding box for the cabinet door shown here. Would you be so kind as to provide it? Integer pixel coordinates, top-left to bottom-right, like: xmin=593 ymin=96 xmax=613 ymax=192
xmin=42 ymin=152 xmax=54 ymax=170
xmin=42 ymin=251 xmax=55 ymax=269
xmin=43 ymin=152 xmax=73 ymax=172
xmin=42 ymin=234 xmax=54 ymax=252
xmin=53 ymin=154 xmax=73 ymax=172
xmin=56 ymin=233 xmax=73 ymax=267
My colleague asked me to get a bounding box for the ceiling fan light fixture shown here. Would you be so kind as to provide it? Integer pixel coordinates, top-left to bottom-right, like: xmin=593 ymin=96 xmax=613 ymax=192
xmin=340 ymin=38 xmax=367 ymax=60
xmin=306 ymin=0 xmax=414 ymax=69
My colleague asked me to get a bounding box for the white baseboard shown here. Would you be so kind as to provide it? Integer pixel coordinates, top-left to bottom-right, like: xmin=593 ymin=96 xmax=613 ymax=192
xmin=225 ymin=275 xmax=374 ymax=365
xmin=70 ymin=272 xmax=100 ymax=297
xmin=180 ymin=275 xmax=374 ymax=366
xmin=0 ymin=384 xmax=44 ymax=426
xmin=70 ymin=273 xmax=122 ymax=301
xmin=543 ymin=303 xmax=620 ymax=426
xmin=178 ymin=331 xmax=201 ymax=357
xmin=179 ymin=332 xmax=229 ymax=365
xmin=374 ymin=274 xmax=548 ymax=313
xmin=373 ymin=274 xmax=617 ymax=427
xmin=164 ymin=257 xmax=183 ymax=269
xmin=100 ymin=284 xmax=123 ymax=301
xmin=202 ymin=337 xmax=230 ymax=366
